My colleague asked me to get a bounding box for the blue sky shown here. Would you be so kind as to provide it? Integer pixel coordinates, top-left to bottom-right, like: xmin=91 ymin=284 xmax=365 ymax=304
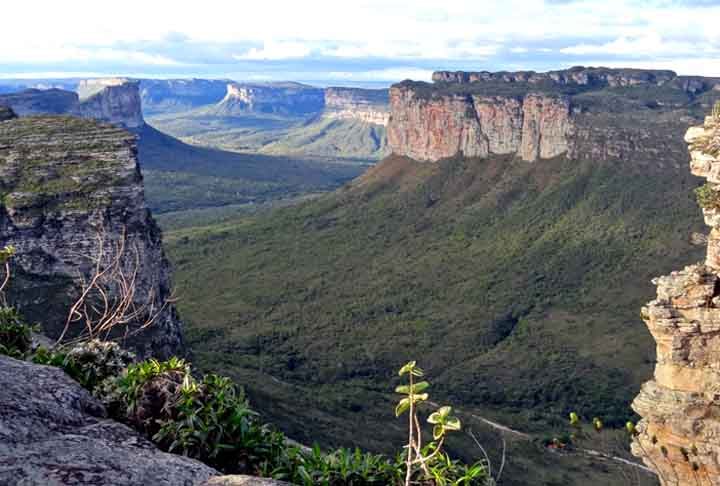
xmin=1 ymin=0 xmax=719 ymax=85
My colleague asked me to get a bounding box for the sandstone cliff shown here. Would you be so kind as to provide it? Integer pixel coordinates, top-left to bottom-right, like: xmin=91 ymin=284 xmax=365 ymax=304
xmin=0 ymin=116 xmax=182 ymax=358
xmin=432 ymin=66 xmax=720 ymax=93
xmin=387 ymin=85 xmax=571 ymax=162
xmin=388 ymin=67 xmax=718 ymax=163
xmin=323 ymin=87 xmax=389 ymax=126
xmin=0 ymin=80 xmax=145 ymax=129
xmin=74 ymin=78 xmax=145 ymax=129
xmin=139 ymin=78 xmax=229 ymax=114
xmin=214 ymin=82 xmax=325 ymax=116
xmin=631 ymin=112 xmax=720 ymax=484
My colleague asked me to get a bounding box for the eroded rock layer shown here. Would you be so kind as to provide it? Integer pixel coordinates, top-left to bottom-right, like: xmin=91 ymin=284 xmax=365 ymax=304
xmin=631 ymin=113 xmax=720 ymax=485
xmin=387 ymin=85 xmax=571 ymax=162
xmin=0 ymin=116 xmax=183 ymax=358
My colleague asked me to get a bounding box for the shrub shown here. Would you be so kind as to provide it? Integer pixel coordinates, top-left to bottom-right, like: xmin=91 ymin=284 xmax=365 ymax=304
xmin=695 ymin=183 xmax=720 ymax=211
xmin=713 ymin=101 xmax=720 ymax=120
xmin=0 ymin=307 xmax=34 ymax=358
xmin=32 ymin=340 xmax=135 ymax=394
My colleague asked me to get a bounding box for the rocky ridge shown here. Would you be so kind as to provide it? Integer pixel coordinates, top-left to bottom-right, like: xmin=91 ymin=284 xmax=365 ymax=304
xmin=388 ymin=67 xmax=719 ymax=163
xmin=631 ymin=112 xmax=720 ymax=485
xmin=432 ymin=66 xmax=720 ymax=93
xmin=0 ymin=116 xmax=182 ymax=357
xmin=216 ymin=82 xmax=325 ymax=116
xmin=0 ymin=79 xmax=144 ymax=129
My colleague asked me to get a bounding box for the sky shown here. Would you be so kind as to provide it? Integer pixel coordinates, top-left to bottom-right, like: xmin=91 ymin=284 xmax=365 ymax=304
xmin=1 ymin=0 xmax=719 ymax=85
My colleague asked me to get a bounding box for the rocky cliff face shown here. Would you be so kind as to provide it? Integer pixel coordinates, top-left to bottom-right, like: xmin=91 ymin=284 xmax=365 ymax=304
xmin=216 ymin=82 xmax=325 ymax=116
xmin=387 ymin=86 xmax=572 ymax=162
xmin=432 ymin=66 xmax=720 ymax=93
xmin=388 ymin=67 xmax=719 ymax=163
xmin=631 ymin=113 xmax=720 ymax=485
xmin=0 ymin=80 xmax=144 ymax=129
xmin=323 ymin=87 xmax=389 ymax=126
xmin=0 ymin=116 xmax=182 ymax=358
xmin=139 ymin=78 xmax=229 ymax=114
xmin=74 ymin=79 xmax=145 ymax=129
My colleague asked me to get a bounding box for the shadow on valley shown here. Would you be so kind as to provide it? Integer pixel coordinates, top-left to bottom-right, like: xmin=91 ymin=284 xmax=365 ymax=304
xmin=137 ymin=124 xmax=371 ymax=213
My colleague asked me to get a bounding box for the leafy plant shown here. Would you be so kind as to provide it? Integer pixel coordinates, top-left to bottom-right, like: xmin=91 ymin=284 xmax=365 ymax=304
xmin=712 ymin=101 xmax=720 ymax=120
xmin=395 ymin=361 xmax=491 ymax=486
xmin=0 ymin=306 xmax=34 ymax=358
xmin=695 ymin=183 xmax=720 ymax=211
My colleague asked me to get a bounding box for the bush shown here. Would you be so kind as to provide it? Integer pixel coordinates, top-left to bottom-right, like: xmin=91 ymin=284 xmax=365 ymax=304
xmin=32 ymin=340 xmax=135 ymax=394
xmin=0 ymin=307 xmax=34 ymax=358
xmin=695 ymin=183 xmax=720 ymax=211
xmin=713 ymin=101 xmax=720 ymax=120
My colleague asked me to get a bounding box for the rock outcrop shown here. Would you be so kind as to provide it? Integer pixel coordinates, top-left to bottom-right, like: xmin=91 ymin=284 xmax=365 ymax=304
xmin=387 ymin=85 xmax=572 ymax=162
xmin=0 ymin=116 xmax=183 ymax=358
xmin=0 ymin=106 xmax=16 ymax=121
xmin=432 ymin=66 xmax=720 ymax=93
xmin=73 ymin=78 xmax=145 ymax=129
xmin=631 ymin=112 xmax=720 ymax=485
xmin=214 ymin=82 xmax=325 ymax=116
xmin=0 ymin=80 xmax=145 ymax=129
xmin=323 ymin=87 xmax=389 ymax=126
xmin=0 ymin=354 xmax=218 ymax=485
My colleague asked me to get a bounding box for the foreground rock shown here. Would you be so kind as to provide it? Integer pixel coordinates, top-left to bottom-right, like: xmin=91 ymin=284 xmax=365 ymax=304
xmin=0 ymin=355 xmax=217 ymax=485
xmin=631 ymin=113 xmax=720 ymax=484
xmin=0 ymin=116 xmax=183 ymax=357
xmin=201 ymin=476 xmax=291 ymax=486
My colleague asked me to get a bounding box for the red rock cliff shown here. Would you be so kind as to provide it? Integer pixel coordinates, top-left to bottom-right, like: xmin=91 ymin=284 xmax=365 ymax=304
xmin=387 ymin=85 xmax=571 ymax=162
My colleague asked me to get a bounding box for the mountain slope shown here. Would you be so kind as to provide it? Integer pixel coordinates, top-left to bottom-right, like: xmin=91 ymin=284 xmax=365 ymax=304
xmin=164 ymin=149 xmax=702 ymax=434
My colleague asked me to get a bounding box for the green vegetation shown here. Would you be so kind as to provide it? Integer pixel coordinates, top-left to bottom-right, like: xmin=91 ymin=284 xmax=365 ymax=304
xmin=713 ymin=101 xmax=720 ymax=120
xmin=138 ymin=124 xmax=369 ymax=213
xmin=0 ymin=307 xmax=33 ymax=358
xmin=162 ymin=151 xmax=700 ymax=484
xmin=695 ymin=183 xmax=720 ymax=210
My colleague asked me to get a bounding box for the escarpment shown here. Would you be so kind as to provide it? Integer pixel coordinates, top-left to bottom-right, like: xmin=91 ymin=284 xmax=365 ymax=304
xmin=0 ymin=79 xmax=144 ymax=129
xmin=388 ymin=67 xmax=720 ymax=163
xmin=0 ymin=116 xmax=183 ymax=358
xmin=387 ymin=85 xmax=572 ymax=162
xmin=323 ymin=87 xmax=390 ymax=126
xmin=631 ymin=112 xmax=720 ymax=484
xmin=214 ymin=82 xmax=325 ymax=116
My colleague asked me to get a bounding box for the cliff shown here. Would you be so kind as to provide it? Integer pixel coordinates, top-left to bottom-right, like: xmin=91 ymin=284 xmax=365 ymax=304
xmin=323 ymin=87 xmax=390 ymax=126
xmin=388 ymin=67 xmax=719 ymax=163
xmin=213 ymin=82 xmax=325 ymax=116
xmin=0 ymin=80 xmax=145 ymax=129
xmin=0 ymin=116 xmax=182 ymax=358
xmin=631 ymin=112 xmax=720 ymax=484
xmin=387 ymin=86 xmax=571 ymax=162
xmin=74 ymin=78 xmax=145 ymax=129
xmin=432 ymin=66 xmax=720 ymax=93
xmin=139 ymin=78 xmax=229 ymax=114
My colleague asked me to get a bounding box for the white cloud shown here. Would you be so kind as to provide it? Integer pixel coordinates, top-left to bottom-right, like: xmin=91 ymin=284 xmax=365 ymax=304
xmin=233 ymin=41 xmax=313 ymax=61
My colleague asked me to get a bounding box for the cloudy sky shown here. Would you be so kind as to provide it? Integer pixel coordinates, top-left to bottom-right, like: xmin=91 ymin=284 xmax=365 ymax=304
xmin=1 ymin=0 xmax=719 ymax=85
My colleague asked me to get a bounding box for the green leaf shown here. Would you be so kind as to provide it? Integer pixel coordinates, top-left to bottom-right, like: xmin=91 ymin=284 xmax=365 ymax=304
xmin=395 ymin=384 xmax=410 ymax=394
xmin=413 ymin=381 xmax=430 ymax=393
xmin=444 ymin=417 xmax=461 ymax=431
xmin=398 ymin=361 xmax=416 ymax=376
xmin=411 ymin=393 xmax=428 ymax=403
xmin=395 ymin=398 xmax=411 ymax=417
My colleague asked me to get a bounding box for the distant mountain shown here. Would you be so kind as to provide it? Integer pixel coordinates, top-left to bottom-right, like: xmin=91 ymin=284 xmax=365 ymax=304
xmin=138 ymin=79 xmax=230 ymax=115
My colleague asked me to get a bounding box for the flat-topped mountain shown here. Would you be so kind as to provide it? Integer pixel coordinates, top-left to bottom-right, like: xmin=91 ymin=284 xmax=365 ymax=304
xmin=0 ymin=79 xmax=144 ymax=129
xmin=139 ymin=78 xmax=231 ymax=115
xmin=388 ymin=67 xmax=720 ymax=163
xmin=323 ymin=87 xmax=390 ymax=126
xmin=212 ymin=82 xmax=326 ymax=116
